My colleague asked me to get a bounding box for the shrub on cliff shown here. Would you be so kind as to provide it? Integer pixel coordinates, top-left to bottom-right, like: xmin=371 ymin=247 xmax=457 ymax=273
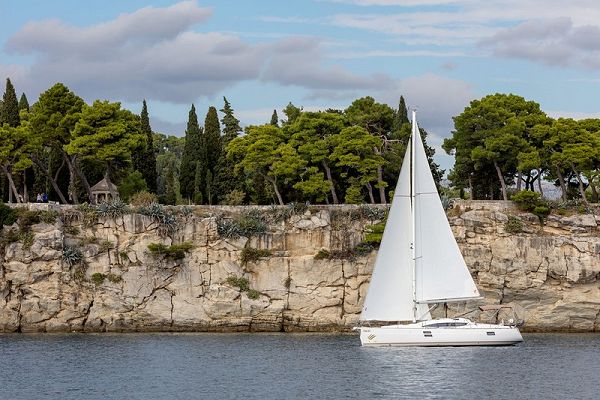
xmin=240 ymin=247 xmax=271 ymax=266
xmin=147 ymin=242 xmax=193 ymax=260
xmin=504 ymin=216 xmax=523 ymax=233
xmin=511 ymin=190 xmax=551 ymax=225
xmin=217 ymin=210 xmax=267 ymax=238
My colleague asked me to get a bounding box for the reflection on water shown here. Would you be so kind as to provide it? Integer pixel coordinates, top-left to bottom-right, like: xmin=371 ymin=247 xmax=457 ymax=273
xmin=0 ymin=333 xmax=598 ymax=399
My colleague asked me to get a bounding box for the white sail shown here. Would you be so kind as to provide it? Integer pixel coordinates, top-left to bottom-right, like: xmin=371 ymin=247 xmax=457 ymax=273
xmin=360 ymin=144 xmax=430 ymax=322
xmin=412 ymin=113 xmax=480 ymax=303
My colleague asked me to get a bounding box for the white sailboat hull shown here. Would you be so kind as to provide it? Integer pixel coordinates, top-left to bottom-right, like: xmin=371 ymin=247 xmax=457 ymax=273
xmin=358 ymin=318 xmax=523 ymax=347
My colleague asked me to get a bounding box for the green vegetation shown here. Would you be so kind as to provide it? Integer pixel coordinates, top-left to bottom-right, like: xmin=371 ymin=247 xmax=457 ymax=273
xmin=225 ymin=276 xmax=261 ymax=300
xmin=217 ymin=210 xmax=268 ymax=238
xmin=444 ymin=93 xmax=600 ymax=204
xmin=226 ymin=276 xmax=250 ymax=292
xmin=504 ymin=216 xmax=524 ymax=234
xmin=314 ymin=243 xmax=374 ymax=261
xmin=240 ymin=247 xmax=272 ymax=266
xmin=91 ymin=272 xmax=106 ymax=285
xmin=107 ymin=273 xmax=123 ymax=283
xmin=511 ymin=190 xmax=551 ymax=225
xmin=2 ymin=77 xmax=598 ymax=208
xmin=0 ymin=201 xmax=17 ymax=228
xmin=130 ymin=191 xmax=159 ymax=207
xmin=363 ymin=221 xmax=386 ymax=247
xmin=147 ymin=242 xmax=193 ymax=260
xmin=62 ymin=246 xmax=83 ymax=266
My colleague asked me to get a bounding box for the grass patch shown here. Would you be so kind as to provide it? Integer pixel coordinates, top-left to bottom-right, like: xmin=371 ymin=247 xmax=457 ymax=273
xmin=217 ymin=210 xmax=268 ymax=238
xmin=314 ymin=243 xmax=374 ymax=261
xmin=64 ymin=226 xmax=80 ymax=235
xmin=247 ymin=289 xmax=261 ymax=300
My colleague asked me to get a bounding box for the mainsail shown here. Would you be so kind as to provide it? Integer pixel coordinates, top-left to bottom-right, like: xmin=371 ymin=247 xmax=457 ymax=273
xmin=360 ymin=110 xmax=479 ymax=322
xmin=411 ymin=112 xmax=480 ymax=303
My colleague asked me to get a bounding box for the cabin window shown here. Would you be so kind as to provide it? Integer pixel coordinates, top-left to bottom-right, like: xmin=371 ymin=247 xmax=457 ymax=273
xmin=487 ymin=332 xmax=495 ymax=336
xmin=424 ymin=322 xmax=468 ymax=328
xmin=423 ymin=331 xmax=433 ymax=337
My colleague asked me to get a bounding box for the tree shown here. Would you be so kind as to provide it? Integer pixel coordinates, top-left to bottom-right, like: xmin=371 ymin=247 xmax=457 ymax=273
xmin=118 ymin=170 xmax=148 ymax=202
xmin=66 ymin=100 xmax=143 ymax=200
xmin=286 ymin=111 xmax=345 ymax=203
xmin=345 ymin=96 xmax=394 ymax=203
xmin=329 ymin=126 xmax=384 ymax=204
xmin=1 ymin=78 xmax=20 ymax=127
xmin=445 ymin=94 xmax=547 ymax=200
xmin=228 ymin=124 xmax=294 ymax=205
xmin=270 ymin=110 xmax=279 ymax=127
xmin=282 ymin=102 xmax=302 ymax=125
xmin=179 ymin=104 xmax=204 ymax=201
xmin=18 ymin=93 xmax=29 ymax=112
xmin=204 ymin=106 xmax=221 ymax=204
xmin=0 ymin=122 xmax=35 ymax=202
xmin=220 ymin=97 xmax=242 ymax=143
xmin=133 ymin=100 xmax=157 ymax=193
xmin=28 ymin=83 xmax=85 ymax=203
xmin=392 ymin=95 xmax=409 ymax=132
xmin=217 ymin=97 xmax=245 ymax=202
xmin=544 ymin=118 xmax=600 ymax=204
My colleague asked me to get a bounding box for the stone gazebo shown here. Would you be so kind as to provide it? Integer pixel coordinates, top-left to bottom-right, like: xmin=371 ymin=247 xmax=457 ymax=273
xmin=90 ymin=178 xmax=119 ymax=204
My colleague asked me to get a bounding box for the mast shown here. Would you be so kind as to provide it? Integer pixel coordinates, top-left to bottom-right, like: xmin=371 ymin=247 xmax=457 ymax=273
xmin=411 ymin=110 xmax=417 ymax=322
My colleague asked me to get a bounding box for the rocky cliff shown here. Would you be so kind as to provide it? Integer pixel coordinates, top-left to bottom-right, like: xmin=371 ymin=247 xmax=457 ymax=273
xmin=0 ymin=201 xmax=599 ymax=333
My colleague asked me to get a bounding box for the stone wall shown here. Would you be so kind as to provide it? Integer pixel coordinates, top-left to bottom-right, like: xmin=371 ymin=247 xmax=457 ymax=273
xmin=0 ymin=202 xmax=599 ymax=333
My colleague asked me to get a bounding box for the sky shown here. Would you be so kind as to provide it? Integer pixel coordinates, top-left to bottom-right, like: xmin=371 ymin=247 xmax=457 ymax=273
xmin=2 ymin=0 xmax=600 ymax=171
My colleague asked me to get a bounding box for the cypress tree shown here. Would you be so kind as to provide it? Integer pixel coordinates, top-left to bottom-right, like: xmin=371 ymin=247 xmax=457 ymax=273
xmin=270 ymin=110 xmax=279 ymax=127
xmin=18 ymin=93 xmax=29 ymax=111
xmin=138 ymin=100 xmax=157 ymax=192
xmin=204 ymin=106 xmax=221 ymax=203
xmin=392 ymin=95 xmax=409 ymax=132
xmin=179 ymin=104 xmax=203 ymax=201
xmin=220 ymin=97 xmax=241 ymax=144
xmin=1 ymin=78 xmax=20 ymax=127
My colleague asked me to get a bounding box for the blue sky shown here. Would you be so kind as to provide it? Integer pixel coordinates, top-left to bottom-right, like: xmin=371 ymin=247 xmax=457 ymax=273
xmin=2 ymin=0 xmax=600 ymax=171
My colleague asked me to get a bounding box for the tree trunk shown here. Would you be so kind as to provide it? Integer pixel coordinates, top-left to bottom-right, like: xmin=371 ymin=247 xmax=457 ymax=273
xmin=516 ymin=171 xmax=522 ymax=191
xmin=32 ymin=156 xmax=68 ymax=204
xmin=266 ymin=175 xmax=284 ymax=205
xmin=2 ymin=165 xmax=21 ymax=203
xmin=365 ymin=182 xmax=375 ymax=204
xmin=537 ymin=168 xmax=544 ymax=197
xmin=63 ymin=154 xmax=79 ymax=204
xmin=493 ymin=160 xmax=508 ymax=201
xmin=555 ymin=166 xmax=567 ymax=202
xmin=468 ymin=175 xmax=473 ymax=200
xmin=322 ymin=160 xmax=339 ymax=204
xmin=571 ymin=163 xmax=589 ymax=206
xmin=64 ymin=153 xmax=93 ymax=203
xmin=23 ymin=174 xmax=28 ymax=203
xmin=373 ymin=147 xmax=387 ymax=204
xmin=590 ymin=183 xmax=598 ymax=203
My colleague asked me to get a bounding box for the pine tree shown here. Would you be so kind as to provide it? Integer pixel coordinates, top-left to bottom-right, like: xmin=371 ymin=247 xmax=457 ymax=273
xmin=18 ymin=93 xmax=29 ymax=112
xmin=270 ymin=110 xmax=279 ymax=127
xmin=137 ymin=100 xmax=157 ymax=192
xmin=179 ymin=104 xmax=203 ymax=201
xmin=1 ymin=78 xmax=20 ymax=127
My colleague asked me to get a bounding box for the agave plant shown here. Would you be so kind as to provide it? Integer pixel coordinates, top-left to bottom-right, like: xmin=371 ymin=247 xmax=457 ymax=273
xmin=96 ymin=199 xmax=129 ymax=218
xmin=62 ymin=246 xmax=83 ymax=266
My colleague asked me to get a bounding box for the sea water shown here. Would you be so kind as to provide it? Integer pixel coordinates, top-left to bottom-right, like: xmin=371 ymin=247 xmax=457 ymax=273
xmin=0 ymin=333 xmax=598 ymax=399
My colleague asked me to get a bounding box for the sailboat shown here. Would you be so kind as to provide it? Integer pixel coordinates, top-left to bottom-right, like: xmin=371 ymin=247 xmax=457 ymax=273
xmin=356 ymin=111 xmax=523 ymax=347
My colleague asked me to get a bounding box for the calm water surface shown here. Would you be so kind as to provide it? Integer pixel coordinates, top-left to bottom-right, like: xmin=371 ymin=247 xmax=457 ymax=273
xmin=0 ymin=333 xmax=598 ymax=400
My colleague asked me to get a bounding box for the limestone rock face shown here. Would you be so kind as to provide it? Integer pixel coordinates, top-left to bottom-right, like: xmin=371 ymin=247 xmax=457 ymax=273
xmin=1 ymin=202 xmax=599 ymax=332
